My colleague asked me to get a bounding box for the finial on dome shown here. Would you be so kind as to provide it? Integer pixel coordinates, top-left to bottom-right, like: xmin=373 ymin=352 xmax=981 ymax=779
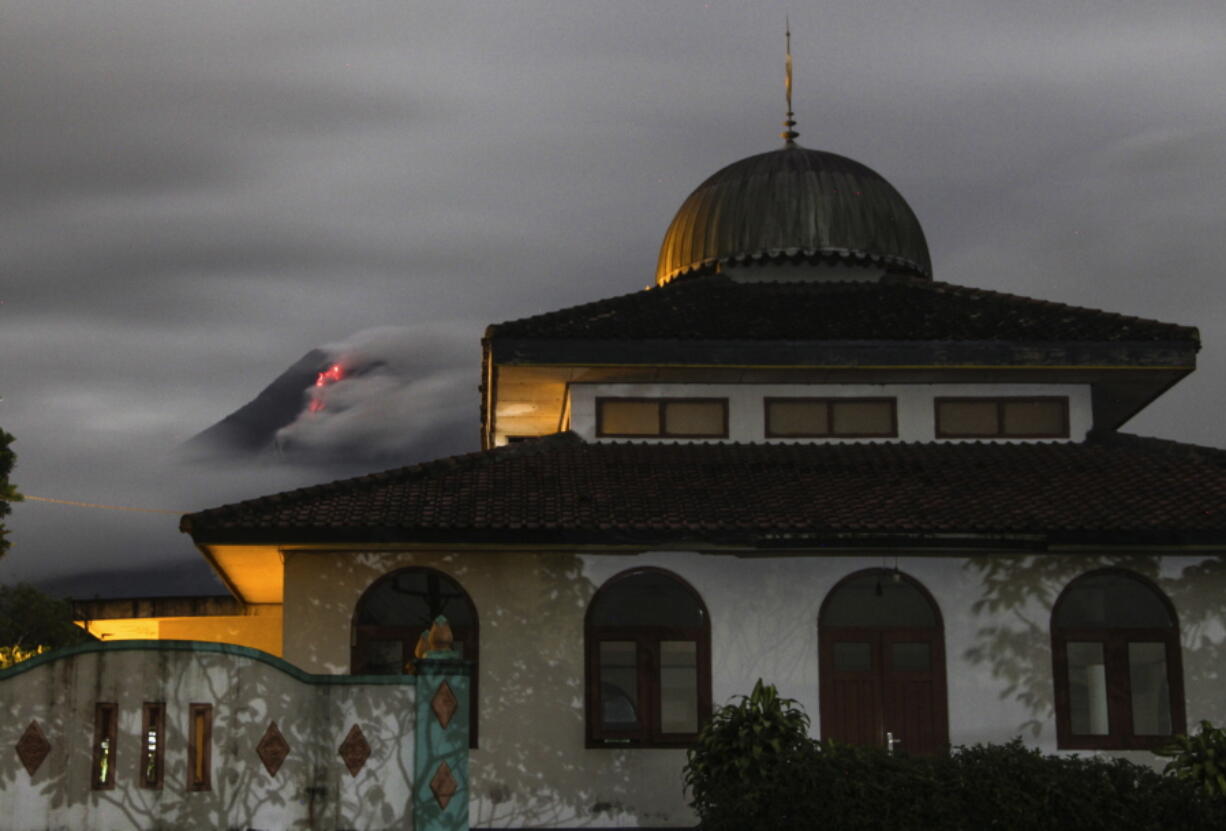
xmin=781 ymin=18 xmax=799 ymax=146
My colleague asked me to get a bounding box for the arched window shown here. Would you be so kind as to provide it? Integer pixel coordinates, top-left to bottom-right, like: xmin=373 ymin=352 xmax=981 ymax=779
xmin=819 ymin=569 xmax=948 ymax=756
xmin=586 ymin=568 xmax=711 ymax=747
xmin=1051 ymin=569 xmax=1185 ymax=749
xmin=351 ymin=567 xmax=479 ymax=745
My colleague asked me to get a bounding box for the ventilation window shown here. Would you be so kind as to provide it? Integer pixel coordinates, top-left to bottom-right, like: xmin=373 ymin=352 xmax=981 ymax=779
xmin=765 ymin=398 xmax=896 ymax=438
xmin=187 ymin=704 xmax=212 ymax=791
xmin=140 ymin=702 xmax=165 ymax=789
xmin=935 ymin=397 xmax=1068 ymax=438
xmin=91 ymin=703 xmax=118 ymax=790
xmin=597 ymin=398 xmax=727 ymax=438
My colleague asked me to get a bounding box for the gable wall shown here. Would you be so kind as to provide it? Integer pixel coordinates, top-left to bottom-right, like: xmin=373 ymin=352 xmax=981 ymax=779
xmin=282 ymin=547 xmax=1226 ymax=829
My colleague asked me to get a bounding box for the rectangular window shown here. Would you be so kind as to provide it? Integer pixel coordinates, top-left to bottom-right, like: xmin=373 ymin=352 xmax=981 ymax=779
xmin=1128 ymin=642 xmax=1172 ymax=736
xmin=92 ymin=702 xmax=118 ymax=790
xmin=187 ymin=704 xmax=212 ymax=791
xmin=598 ymin=641 xmax=641 ymax=730
xmin=765 ymin=398 xmax=897 ymax=438
xmin=596 ymin=398 xmax=727 ymax=438
xmin=1066 ymin=642 xmax=1109 ymax=736
xmin=140 ymin=702 xmax=165 ymax=789
xmin=936 ymin=397 xmax=1068 ymax=438
xmin=659 ymin=641 xmax=699 ymax=734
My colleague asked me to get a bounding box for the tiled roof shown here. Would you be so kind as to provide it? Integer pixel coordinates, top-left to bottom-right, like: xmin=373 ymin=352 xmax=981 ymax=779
xmin=487 ymin=276 xmax=1198 ymax=344
xmin=182 ymin=432 xmax=1226 ymax=547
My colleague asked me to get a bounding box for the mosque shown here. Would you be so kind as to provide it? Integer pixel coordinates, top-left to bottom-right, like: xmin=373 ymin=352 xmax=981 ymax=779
xmin=9 ymin=56 xmax=1226 ymax=831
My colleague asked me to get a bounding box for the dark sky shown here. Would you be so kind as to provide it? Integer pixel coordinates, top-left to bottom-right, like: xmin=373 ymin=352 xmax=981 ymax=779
xmin=5 ymin=1 xmax=1226 ymax=596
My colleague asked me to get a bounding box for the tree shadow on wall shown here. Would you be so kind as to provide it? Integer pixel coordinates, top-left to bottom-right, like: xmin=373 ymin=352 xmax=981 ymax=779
xmin=0 ymin=645 xmax=416 ymax=831
xmin=448 ymin=553 xmax=675 ymax=829
xmin=305 ymin=549 xmax=676 ymax=829
xmin=962 ymin=553 xmax=1226 ymax=740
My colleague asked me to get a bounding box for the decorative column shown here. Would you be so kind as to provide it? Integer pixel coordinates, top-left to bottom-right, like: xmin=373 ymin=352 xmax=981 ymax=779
xmin=414 ymin=616 xmax=472 ymax=831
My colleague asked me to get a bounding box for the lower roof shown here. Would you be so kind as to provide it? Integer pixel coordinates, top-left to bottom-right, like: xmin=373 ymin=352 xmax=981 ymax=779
xmin=182 ymin=432 xmax=1226 ymax=548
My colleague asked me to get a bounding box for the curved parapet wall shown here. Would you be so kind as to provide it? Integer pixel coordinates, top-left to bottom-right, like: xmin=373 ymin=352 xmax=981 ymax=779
xmin=0 ymin=640 xmax=448 ymax=831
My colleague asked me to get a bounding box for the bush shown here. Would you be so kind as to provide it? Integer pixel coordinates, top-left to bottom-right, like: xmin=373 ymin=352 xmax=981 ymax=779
xmin=685 ymin=681 xmax=1226 ymax=831
xmin=1156 ymin=720 xmax=1226 ymax=798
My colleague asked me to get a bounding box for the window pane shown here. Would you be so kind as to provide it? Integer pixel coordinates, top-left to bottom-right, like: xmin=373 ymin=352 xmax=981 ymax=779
xmin=663 ymin=401 xmax=725 ymax=436
xmin=660 ymin=641 xmax=699 ymax=733
xmin=833 ymin=641 xmax=872 ymax=672
xmin=821 ymin=572 xmax=938 ymax=628
xmin=937 ymin=401 xmax=999 ymax=436
xmin=600 ymin=641 xmax=639 ymax=728
xmin=1129 ymin=642 xmax=1172 ymax=736
xmin=1054 ymin=573 xmax=1174 ymax=629
xmin=1003 ymin=400 xmax=1066 ymax=437
xmin=890 ymin=642 xmax=931 ymax=672
xmin=599 ymin=400 xmax=659 ymax=436
xmin=1067 ymin=642 xmax=1109 ymax=735
xmin=767 ymin=401 xmax=828 ymax=436
xmin=832 ymin=400 xmax=894 ymax=436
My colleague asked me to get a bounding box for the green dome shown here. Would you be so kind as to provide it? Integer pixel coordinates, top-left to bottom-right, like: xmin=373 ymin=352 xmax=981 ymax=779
xmin=656 ymin=145 xmax=931 ymax=286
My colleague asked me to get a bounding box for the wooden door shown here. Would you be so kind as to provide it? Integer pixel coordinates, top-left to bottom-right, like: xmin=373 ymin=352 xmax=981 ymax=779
xmin=820 ymin=628 xmax=947 ymax=755
xmin=818 ymin=569 xmax=949 ymax=755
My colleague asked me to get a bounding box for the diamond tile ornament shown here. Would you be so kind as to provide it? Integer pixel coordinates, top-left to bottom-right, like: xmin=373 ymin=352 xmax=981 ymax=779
xmin=429 ymin=760 xmax=458 ymax=809
xmin=256 ymin=721 xmax=290 ymax=776
xmin=15 ymin=721 xmax=50 ymax=777
xmin=431 ymin=681 xmax=458 ymax=729
xmin=337 ymin=724 xmax=371 ymax=777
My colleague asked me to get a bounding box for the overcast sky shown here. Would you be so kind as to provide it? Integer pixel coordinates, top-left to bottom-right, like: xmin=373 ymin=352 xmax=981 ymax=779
xmin=4 ymin=1 xmax=1226 ymax=597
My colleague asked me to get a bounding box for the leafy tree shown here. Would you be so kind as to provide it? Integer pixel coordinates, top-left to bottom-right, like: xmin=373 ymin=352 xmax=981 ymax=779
xmin=0 ymin=427 xmax=19 ymax=557
xmin=0 ymin=583 xmax=94 ymax=669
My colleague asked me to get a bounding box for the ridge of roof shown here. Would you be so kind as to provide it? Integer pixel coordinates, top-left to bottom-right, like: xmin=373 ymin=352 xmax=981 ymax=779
xmin=485 ymin=275 xmax=1199 ymax=344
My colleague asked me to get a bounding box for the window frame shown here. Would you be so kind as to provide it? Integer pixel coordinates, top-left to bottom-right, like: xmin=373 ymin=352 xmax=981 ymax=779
xmin=186 ymin=703 xmax=212 ymax=792
xmin=139 ymin=701 xmax=165 ymax=790
xmin=91 ymin=702 xmax=118 ymax=791
xmin=350 ymin=566 xmax=480 ymax=748
xmin=1050 ymin=569 xmax=1186 ymax=750
xmin=585 ymin=567 xmax=712 ymax=748
xmin=595 ymin=397 xmax=729 ymax=439
xmin=934 ymin=396 xmax=1069 ymax=439
xmin=764 ymin=397 xmax=898 ymax=439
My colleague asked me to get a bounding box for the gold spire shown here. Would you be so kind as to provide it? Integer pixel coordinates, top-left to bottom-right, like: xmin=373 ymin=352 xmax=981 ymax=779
xmin=781 ymin=18 xmax=799 ymax=146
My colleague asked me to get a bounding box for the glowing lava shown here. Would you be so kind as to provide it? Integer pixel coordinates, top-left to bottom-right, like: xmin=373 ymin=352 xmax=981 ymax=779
xmin=308 ymin=363 xmax=345 ymax=413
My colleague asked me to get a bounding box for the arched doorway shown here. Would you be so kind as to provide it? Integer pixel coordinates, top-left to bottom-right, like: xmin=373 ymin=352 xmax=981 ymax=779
xmin=818 ymin=569 xmax=948 ymax=755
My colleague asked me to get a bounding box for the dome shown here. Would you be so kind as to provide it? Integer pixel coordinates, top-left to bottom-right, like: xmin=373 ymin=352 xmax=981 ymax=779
xmin=656 ymin=145 xmax=931 ymax=286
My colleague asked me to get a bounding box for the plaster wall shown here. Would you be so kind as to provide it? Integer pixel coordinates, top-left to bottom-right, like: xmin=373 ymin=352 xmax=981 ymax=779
xmin=568 ymin=382 xmax=1092 ymax=443
xmin=0 ymin=642 xmax=415 ymax=831
xmin=281 ymin=546 xmax=1226 ymax=828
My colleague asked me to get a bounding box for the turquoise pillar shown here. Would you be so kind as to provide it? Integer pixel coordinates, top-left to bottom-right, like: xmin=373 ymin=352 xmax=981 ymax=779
xmin=413 ymin=616 xmax=471 ymax=831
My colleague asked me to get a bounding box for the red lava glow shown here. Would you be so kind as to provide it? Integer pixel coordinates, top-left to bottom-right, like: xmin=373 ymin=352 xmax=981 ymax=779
xmin=308 ymin=363 xmax=345 ymax=413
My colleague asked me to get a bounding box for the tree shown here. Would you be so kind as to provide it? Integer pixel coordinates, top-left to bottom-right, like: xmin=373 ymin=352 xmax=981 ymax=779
xmin=0 ymin=427 xmax=19 ymax=557
xmin=0 ymin=583 xmax=95 ymax=668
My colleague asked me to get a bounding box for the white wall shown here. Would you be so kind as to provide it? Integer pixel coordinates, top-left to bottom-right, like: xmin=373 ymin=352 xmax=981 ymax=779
xmin=568 ymin=382 xmax=1093 ymax=443
xmin=280 ymin=546 xmax=1226 ymax=828
xmin=0 ymin=644 xmax=415 ymax=831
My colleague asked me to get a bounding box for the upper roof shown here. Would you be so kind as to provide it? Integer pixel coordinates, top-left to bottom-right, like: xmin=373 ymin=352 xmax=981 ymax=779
xmin=656 ymin=146 xmax=932 ymax=286
xmin=182 ymin=431 xmax=1226 ymax=548
xmin=488 ymin=275 xmax=1198 ymax=345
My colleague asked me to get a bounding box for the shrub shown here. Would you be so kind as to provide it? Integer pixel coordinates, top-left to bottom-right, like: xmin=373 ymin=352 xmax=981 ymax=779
xmin=1156 ymin=720 xmax=1226 ymax=798
xmin=684 ymin=681 xmax=1226 ymax=831
xmin=683 ymin=679 xmax=815 ymax=831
